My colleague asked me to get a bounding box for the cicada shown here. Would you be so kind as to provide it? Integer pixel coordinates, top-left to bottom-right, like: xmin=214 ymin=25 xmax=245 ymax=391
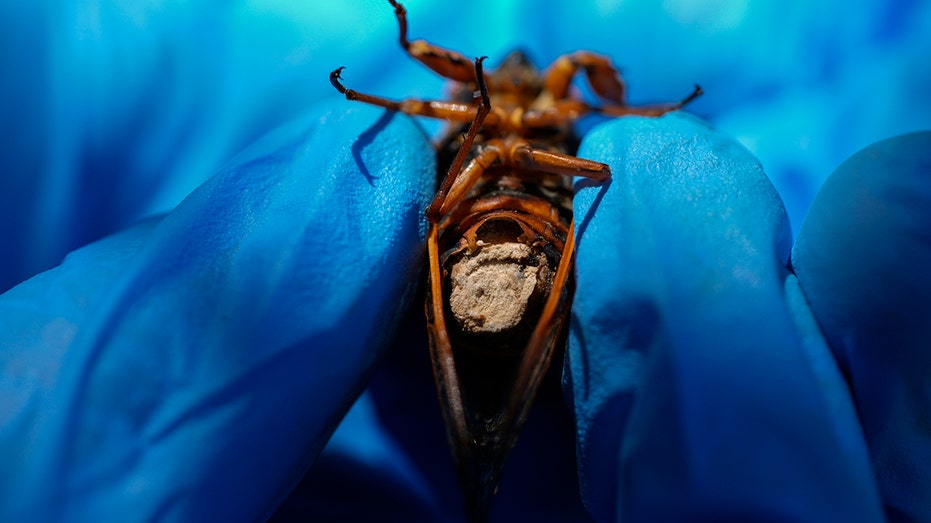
xmin=330 ymin=1 xmax=700 ymax=520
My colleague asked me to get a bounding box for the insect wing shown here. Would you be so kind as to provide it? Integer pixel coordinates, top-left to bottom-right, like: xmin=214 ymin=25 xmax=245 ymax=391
xmin=425 ymin=222 xmax=577 ymax=522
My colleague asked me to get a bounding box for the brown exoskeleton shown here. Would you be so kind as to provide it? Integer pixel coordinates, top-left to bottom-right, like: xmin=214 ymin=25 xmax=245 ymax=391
xmin=330 ymin=1 xmax=700 ymax=520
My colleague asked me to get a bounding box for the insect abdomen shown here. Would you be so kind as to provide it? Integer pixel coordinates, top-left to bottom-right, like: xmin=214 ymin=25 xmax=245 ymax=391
xmin=439 ymin=170 xmax=572 ymax=355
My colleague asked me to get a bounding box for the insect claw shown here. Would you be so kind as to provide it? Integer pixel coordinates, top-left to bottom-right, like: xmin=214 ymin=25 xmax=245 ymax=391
xmin=329 ymin=67 xmax=354 ymax=98
xmin=679 ymin=84 xmax=703 ymax=107
xmin=473 ymin=57 xmax=490 ymax=106
xmin=329 ymin=67 xmax=345 ymax=87
xmin=388 ymin=0 xmax=410 ymax=50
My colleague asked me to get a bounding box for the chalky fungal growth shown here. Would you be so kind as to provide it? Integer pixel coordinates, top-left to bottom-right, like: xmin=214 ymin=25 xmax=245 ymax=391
xmin=449 ymin=241 xmax=551 ymax=335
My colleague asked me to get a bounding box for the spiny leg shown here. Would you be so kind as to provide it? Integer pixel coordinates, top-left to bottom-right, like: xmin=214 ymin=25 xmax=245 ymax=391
xmin=388 ymin=0 xmax=477 ymax=83
xmin=425 ymin=56 xmax=492 ymax=223
xmin=597 ymin=84 xmax=704 ymax=117
xmin=543 ymin=51 xmax=627 ymax=102
xmin=508 ymin=139 xmax=612 ymax=181
xmin=539 ymin=49 xmax=703 ymax=119
xmin=521 ymin=83 xmax=703 ymax=128
xmin=330 ymin=67 xmax=482 ymax=123
xmin=520 ymin=98 xmax=591 ymax=129
xmin=431 ymin=145 xmax=503 ymax=220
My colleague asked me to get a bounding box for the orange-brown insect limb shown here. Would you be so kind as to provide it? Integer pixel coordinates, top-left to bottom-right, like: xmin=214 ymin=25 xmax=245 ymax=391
xmin=544 ymin=51 xmax=627 ymax=102
xmin=431 ymin=134 xmax=610 ymax=222
xmin=682 ymin=84 xmax=705 ymax=106
xmin=388 ymin=0 xmax=476 ymax=83
xmin=433 ymin=146 xmax=502 ymax=219
xmin=597 ymin=83 xmax=704 ymax=117
xmin=512 ymin=143 xmax=611 ymax=181
xmin=387 ymin=0 xmax=409 ymax=49
xmin=425 ymin=56 xmax=491 ymax=223
xmin=330 ymin=66 xmax=483 ymax=122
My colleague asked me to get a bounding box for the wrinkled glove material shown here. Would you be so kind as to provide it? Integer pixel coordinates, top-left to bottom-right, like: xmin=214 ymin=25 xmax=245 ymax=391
xmin=793 ymin=131 xmax=931 ymax=523
xmin=568 ymin=113 xmax=886 ymax=522
xmin=0 ymin=105 xmax=435 ymax=522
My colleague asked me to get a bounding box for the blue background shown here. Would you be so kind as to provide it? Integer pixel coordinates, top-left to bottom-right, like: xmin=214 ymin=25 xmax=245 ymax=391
xmin=1 ymin=0 xmax=929 ymax=293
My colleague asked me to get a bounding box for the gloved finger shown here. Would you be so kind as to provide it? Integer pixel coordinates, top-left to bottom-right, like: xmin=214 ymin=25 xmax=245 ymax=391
xmin=0 ymin=103 xmax=435 ymax=522
xmin=272 ymin=311 xmax=459 ymax=522
xmin=566 ymin=113 xmax=884 ymax=522
xmin=792 ymin=131 xmax=931 ymax=523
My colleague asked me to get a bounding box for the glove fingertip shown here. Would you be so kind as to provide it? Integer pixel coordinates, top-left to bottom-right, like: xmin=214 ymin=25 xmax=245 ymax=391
xmin=793 ymin=130 xmax=931 ymax=520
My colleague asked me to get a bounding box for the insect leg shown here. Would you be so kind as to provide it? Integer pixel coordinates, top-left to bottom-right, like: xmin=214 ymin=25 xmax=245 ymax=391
xmin=541 ymin=50 xmax=702 ymax=117
xmin=520 ymin=99 xmax=592 ymax=129
xmin=508 ymin=139 xmax=612 ymax=181
xmin=330 ymin=67 xmax=483 ymax=123
xmin=519 ymin=86 xmax=704 ymax=128
xmin=388 ymin=0 xmax=477 ymax=84
xmin=542 ymin=51 xmax=627 ymax=103
xmin=425 ymin=57 xmax=493 ymax=222
xmin=596 ymin=84 xmax=704 ymax=117
xmin=423 ymin=57 xmax=496 ymax=517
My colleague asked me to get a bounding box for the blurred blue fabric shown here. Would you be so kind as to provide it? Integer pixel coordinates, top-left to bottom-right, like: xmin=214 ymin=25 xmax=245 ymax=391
xmin=1 ymin=1 xmax=930 ymax=522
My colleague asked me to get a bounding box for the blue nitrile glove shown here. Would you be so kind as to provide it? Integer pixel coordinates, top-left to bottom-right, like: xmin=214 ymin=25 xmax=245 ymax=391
xmin=1 ymin=102 xmax=928 ymax=522
xmin=792 ymin=131 xmax=931 ymax=523
xmin=266 ymin=116 xmax=930 ymax=522
xmin=3 ymin=2 xmax=930 ymax=523
xmin=0 ymin=104 xmax=435 ymax=522
xmin=567 ymin=115 xmax=931 ymax=523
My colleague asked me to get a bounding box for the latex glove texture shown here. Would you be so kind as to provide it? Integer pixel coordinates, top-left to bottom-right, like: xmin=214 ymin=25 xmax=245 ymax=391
xmin=793 ymin=132 xmax=931 ymax=522
xmin=2 ymin=109 xmax=929 ymax=523
xmin=0 ymin=105 xmax=435 ymax=521
xmin=568 ymin=114 xmax=890 ymax=522
xmin=2 ymin=1 xmax=930 ymax=522
xmin=274 ymin=117 xmax=930 ymax=523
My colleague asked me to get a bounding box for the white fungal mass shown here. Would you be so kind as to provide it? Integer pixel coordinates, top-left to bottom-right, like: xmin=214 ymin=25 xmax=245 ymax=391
xmin=449 ymin=243 xmax=546 ymax=334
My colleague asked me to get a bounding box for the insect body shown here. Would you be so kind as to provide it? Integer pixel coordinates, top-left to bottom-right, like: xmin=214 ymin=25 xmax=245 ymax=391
xmin=331 ymin=2 xmax=700 ymax=520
